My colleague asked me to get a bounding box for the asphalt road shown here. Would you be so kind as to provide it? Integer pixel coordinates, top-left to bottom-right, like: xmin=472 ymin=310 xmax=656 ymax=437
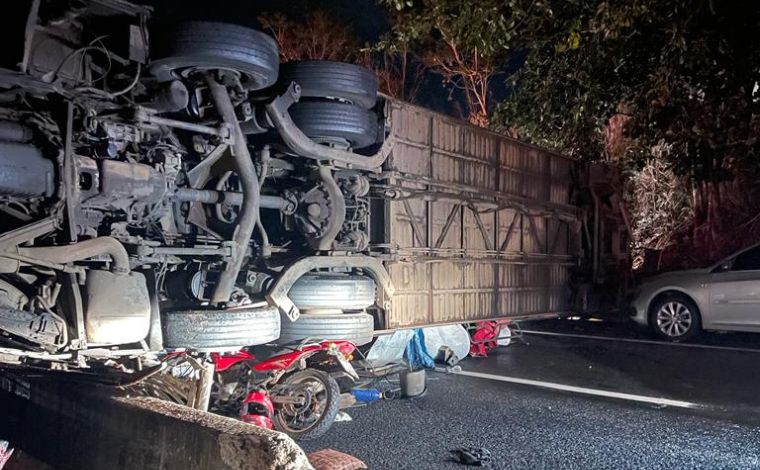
xmin=519 ymin=315 xmax=760 ymax=350
xmin=302 ymin=320 xmax=760 ymax=469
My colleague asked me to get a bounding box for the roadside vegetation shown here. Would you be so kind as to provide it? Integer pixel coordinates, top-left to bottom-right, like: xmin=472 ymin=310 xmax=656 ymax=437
xmin=259 ymin=0 xmax=760 ymax=270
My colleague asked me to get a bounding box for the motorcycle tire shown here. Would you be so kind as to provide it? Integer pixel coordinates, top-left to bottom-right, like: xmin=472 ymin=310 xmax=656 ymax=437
xmin=272 ymin=368 xmax=341 ymax=440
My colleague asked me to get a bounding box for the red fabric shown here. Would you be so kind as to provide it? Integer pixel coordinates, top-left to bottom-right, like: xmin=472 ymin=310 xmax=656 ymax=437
xmin=469 ymin=321 xmax=508 ymax=357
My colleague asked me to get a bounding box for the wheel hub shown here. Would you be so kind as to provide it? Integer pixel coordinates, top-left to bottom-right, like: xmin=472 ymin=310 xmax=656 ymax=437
xmin=277 ymin=378 xmax=326 ymax=432
xmin=178 ymin=66 xmax=242 ymax=80
xmin=656 ymin=301 xmax=692 ymax=337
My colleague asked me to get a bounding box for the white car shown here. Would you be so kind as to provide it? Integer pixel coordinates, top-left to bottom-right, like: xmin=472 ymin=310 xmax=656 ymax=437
xmin=630 ymin=243 xmax=760 ymax=341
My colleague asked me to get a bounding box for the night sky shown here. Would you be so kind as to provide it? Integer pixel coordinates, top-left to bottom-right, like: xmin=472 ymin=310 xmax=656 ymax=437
xmin=139 ymin=0 xmax=515 ymax=116
xmin=142 ymin=0 xmax=389 ymax=41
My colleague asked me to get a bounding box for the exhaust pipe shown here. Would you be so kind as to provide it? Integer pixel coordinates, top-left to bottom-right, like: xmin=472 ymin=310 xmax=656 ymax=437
xmin=206 ymin=76 xmax=261 ymax=305
xmin=18 ymin=237 xmax=130 ymax=274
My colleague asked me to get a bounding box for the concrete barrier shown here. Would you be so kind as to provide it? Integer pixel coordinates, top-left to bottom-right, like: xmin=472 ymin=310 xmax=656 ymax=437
xmin=0 ymin=374 xmax=313 ymax=470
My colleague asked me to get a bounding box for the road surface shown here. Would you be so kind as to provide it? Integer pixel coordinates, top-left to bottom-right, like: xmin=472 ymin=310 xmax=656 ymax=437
xmin=302 ymin=320 xmax=760 ymax=469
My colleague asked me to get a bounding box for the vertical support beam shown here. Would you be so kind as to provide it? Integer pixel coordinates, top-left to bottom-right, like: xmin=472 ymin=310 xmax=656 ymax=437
xmin=548 ymin=218 xmax=564 ymax=255
xmin=499 ymin=211 xmax=519 ymax=253
xmin=425 ymin=192 xmax=433 ymax=249
xmin=195 ymin=360 xmax=215 ymax=412
xmin=21 ymin=0 xmax=41 ymax=74
xmin=68 ymin=273 xmax=86 ymax=349
xmin=64 ymin=102 xmax=78 ymax=242
xmin=427 ymin=113 xmax=434 ymax=323
xmin=458 ymin=125 xmax=465 ymax=317
xmin=492 ymin=141 xmax=501 ymax=317
xmin=519 ymin=213 xmax=524 ymax=252
xmin=527 ymin=215 xmax=545 ymax=254
xmin=382 ymin=174 xmax=394 ymax=330
xmin=460 ymin=203 xmax=465 ymax=317
xmin=434 ymin=204 xmax=460 ymax=249
xmin=470 ymin=205 xmax=494 ymax=251
xmin=402 ymin=199 xmax=426 ymax=248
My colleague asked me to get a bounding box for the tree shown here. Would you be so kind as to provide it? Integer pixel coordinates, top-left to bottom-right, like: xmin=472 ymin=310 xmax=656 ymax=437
xmin=488 ymin=0 xmax=611 ymax=158
xmin=495 ymin=0 xmax=760 ymax=171
xmin=489 ymin=0 xmax=760 ymax=265
xmin=258 ymin=10 xmax=361 ymax=62
xmin=370 ymin=21 xmax=424 ymax=103
xmin=379 ymin=0 xmax=545 ymax=126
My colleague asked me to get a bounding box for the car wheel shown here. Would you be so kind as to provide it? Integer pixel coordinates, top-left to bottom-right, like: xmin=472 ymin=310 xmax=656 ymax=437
xmin=277 ymin=312 xmax=374 ymax=346
xmin=280 ymin=61 xmax=378 ymax=108
xmin=288 ymin=101 xmax=378 ymax=149
xmin=649 ymin=294 xmax=701 ymax=342
xmin=163 ymin=306 xmax=280 ymax=352
xmin=149 ymin=22 xmax=279 ymax=90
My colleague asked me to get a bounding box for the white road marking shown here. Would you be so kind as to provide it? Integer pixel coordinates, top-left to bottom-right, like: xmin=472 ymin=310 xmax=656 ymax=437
xmin=455 ymin=369 xmax=700 ymax=409
xmin=520 ymin=329 xmax=760 ymax=353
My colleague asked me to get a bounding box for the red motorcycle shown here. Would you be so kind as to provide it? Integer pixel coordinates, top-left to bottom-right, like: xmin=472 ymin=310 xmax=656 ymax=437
xmin=210 ymin=340 xmax=358 ymax=440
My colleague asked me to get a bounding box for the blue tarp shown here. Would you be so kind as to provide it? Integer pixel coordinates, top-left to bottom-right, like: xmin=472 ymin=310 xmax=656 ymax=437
xmin=405 ymin=329 xmax=435 ymax=369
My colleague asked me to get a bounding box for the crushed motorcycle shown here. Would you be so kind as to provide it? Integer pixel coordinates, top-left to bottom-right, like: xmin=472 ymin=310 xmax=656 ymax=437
xmin=209 ymin=339 xmax=360 ymax=440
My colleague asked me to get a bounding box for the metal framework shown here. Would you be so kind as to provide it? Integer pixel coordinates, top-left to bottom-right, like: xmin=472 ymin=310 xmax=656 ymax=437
xmin=373 ymin=100 xmax=580 ymax=329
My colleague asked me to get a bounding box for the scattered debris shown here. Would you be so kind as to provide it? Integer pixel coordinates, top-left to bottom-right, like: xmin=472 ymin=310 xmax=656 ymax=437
xmin=496 ymin=325 xmax=512 ymax=347
xmin=308 ymin=449 xmax=367 ymax=470
xmin=470 ymin=321 xmax=511 ymax=357
xmin=434 ymin=346 xmax=460 ymax=366
xmin=434 ymin=365 xmax=462 ymax=374
xmin=422 ymin=325 xmax=471 ymax=363
xmin=449 ymin=447 xmax=492 ymax=467
xmin=399 ymin=369 xmax=427 ymax=397
xmin=406 ymin=330 xmax=436 ymax=369
xmin=350 ymin=388 xmax=384 ymax=403
xmin=366 ymin=325 xmax=470 ymax=368
xmin=366 ymin=330 xmax=415 ymax=366
xmin=334 ymin=411 xmax=353 ymax=422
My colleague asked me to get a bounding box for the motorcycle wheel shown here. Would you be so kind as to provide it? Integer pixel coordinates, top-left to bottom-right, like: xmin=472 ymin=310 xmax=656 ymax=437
xmin=272 ymin=369 xmax=341 ymax=441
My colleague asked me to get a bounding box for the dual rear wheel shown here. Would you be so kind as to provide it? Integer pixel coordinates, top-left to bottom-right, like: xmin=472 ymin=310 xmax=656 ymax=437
xmin=151 ymin=23 xmax=380 ymax=150
xmin=151 ymin=22 xmax=379 ymax=352
xmin=280 ymin=60 xmax=380 ymax=150
xmin=163 ymin=275 xmax=377 ymax=351
xmin=278 ymin=274 xmax=377 ymax=346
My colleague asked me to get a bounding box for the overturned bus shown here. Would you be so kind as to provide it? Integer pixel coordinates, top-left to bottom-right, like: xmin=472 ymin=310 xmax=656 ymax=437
xmin=0 ymin=0 xmax=625 ymax=377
